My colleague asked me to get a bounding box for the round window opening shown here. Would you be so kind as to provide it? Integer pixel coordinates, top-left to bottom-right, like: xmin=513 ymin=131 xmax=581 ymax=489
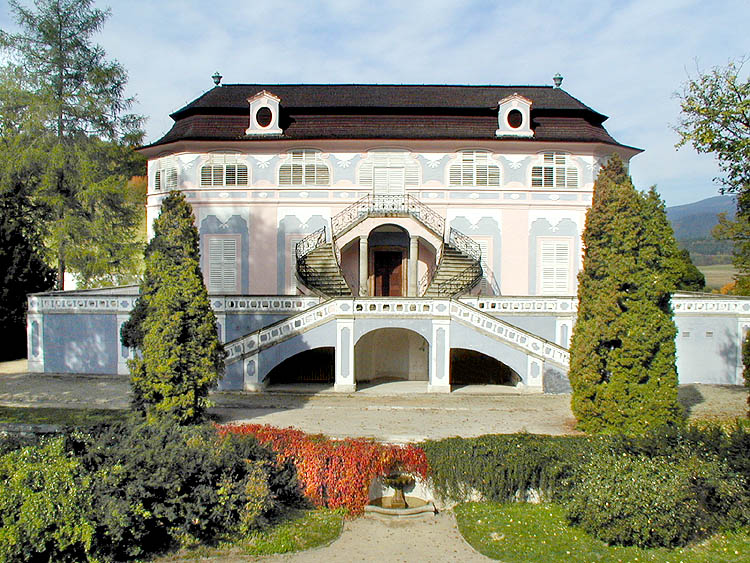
xmin=507 ymin=109 xmax=523 ymax=129
xmin=256 ymin=106 xmax=273 ymax=128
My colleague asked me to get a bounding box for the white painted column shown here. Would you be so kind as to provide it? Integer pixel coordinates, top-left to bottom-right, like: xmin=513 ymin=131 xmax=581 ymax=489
xmin=526 ymin=357 xmax=543 ymax=390
xmin=26 ymin=312 xmax=44 ymax=373
xmin=359 ymin=235 xmax=368 ymax=296
xmin=335 ymin=318 xmax=356 ymax=392
xmin=428 ymin=319 xmax=451 ymax=393
xmin=116 ymin=313 xmax=134 ymax=375
xmin=243 ymin=352 xmax=263 ymax=392
xmin=409 ymin=235 xmax=419 ymax=296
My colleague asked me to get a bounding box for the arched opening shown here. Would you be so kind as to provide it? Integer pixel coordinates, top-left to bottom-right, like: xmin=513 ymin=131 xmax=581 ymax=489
xmin=355 ymin=328 xmax=428 ymax=384
xmin=368 ymin=225 xmax=409 ymax=296
xmin=266 ymin=347 xmax=334 ymax=386
xmin=450 ymin=348 xmax=521 ymax=387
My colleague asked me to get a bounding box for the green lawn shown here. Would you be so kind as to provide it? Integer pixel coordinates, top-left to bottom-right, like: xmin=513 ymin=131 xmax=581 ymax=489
xmin=0 ymin=406 xmax=128 ymax=426
xmin=157 ymin=508 xmax=344 ymax=561
xmin=454 ymin=502 xmax=749 ymax=562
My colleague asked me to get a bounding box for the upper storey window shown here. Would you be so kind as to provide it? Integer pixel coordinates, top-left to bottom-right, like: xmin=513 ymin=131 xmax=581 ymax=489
xmin=200 ymin=153 xmax=249 ymax=187
xmin=531 ymin=152 xmax=579 ymax=188
xmin=154 ymin=157 xmax=178 ymax=191
xmin=449 ymin=150 xmax=500 ymax=187
xmin=358 ymin=150 xmax=420 ymax=195
xmin=279 ymin=150 xmax=330 ymax=186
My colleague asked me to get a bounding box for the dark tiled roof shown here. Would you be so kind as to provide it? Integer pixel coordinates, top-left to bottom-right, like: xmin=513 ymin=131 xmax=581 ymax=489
xmin=145 ymin=84 xmax=632 ymax=149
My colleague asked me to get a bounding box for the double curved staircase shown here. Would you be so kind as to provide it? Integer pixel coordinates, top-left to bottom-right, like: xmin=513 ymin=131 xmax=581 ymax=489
xmin=295 ymin=194 xmax=490 ymax=298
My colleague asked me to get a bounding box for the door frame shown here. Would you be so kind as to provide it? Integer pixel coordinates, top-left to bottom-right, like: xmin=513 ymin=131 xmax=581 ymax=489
xmin=368 ymin=245 xmax=407 ymax=297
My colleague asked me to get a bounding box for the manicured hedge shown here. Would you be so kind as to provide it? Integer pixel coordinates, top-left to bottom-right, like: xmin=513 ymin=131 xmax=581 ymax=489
xmin=219 ymin=424 xmax=429 ymax=513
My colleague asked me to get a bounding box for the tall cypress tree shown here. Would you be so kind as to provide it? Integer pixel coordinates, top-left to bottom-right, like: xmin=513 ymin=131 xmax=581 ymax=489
xmin=569 ymin=156 xmax=683 ymax=433
xmin=124 ymin=192 xmax=225 ymax=425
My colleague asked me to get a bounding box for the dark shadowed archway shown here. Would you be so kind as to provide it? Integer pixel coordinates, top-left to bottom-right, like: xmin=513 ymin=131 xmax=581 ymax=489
xmin=266 ymin=347 xmax=334 ymax=385
xmin=450 ymin=348 xmax=521 ymax=386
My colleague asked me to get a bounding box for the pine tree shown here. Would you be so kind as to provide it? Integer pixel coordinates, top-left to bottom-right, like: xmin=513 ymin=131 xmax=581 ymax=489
xmin=125 ymin=192 xmax=225 ymax=424
xmin=569 ymin=156 xmax=683 ymax=433
xmin=0 ymin=0 xmax=145 ymax=288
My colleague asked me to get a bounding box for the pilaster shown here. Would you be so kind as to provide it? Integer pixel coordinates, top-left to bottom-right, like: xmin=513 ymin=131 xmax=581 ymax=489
xmin=428 ymin=319 xmax=451 ymax=392
xmin=409 ymin=235 xmax=419 ymax=296
xmin=335 ymin=318 xmax=356 ymax=392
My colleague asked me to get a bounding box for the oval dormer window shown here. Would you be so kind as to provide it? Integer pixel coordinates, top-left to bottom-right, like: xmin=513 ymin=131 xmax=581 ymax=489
xmin=256 ymin=106 xmax=273 ymax=128
xmin=507 ymin=109 xmax=523 ymax=129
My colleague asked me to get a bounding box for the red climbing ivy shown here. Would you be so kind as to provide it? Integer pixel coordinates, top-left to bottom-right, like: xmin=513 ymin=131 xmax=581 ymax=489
xmin=218 ymin=424 xmax=428 ymax=513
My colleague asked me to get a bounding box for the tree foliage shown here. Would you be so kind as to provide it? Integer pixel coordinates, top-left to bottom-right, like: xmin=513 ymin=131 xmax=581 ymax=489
xmin=569 ymin=156 xmax=683 ymax=433
xmin=676 ymin=57 xmax=750 ymax=194
xmin=124 ymin=192 xmax=225 ymax=424
xmin=675 ymin=249 xmax=706 ymax=291
xmin=0 ymin=0 xmax=146 ymax=288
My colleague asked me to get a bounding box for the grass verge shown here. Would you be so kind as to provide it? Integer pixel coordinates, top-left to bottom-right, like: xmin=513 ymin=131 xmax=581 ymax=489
xmin=158 ymin=508 xmax=344 ymax=561
xmin=0 ymin=406 xmax=128 ymax=426
xmin=454 ymin=502 xmax=749 ymax=562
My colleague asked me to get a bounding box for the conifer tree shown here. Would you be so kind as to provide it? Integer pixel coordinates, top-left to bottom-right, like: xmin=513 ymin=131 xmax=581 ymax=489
xmin=124 ymin=192 xmax=224 ymax=424
xmin=569 ymin=156 xmax=683 ymax=433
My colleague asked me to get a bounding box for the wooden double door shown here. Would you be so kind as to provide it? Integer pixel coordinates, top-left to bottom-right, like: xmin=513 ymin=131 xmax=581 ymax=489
xmin=372 ymin=249 xmax=405 ymax=297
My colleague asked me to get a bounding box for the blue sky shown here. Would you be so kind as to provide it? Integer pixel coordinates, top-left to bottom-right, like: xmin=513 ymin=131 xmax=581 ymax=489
xmin=1 ymin=0 xmax=748 ymax=206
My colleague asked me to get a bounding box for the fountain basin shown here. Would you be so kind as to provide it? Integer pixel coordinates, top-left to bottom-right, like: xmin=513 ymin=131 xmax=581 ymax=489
xmin=365 ymin=496 xmax=436 ymax=519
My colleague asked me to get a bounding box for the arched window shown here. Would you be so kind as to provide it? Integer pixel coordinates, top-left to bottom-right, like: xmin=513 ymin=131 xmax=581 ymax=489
xmin=449 ymin=150 xmax=501 ymax=187
xmin=200 ymin=153 xmax=249 ymax=187
xmin=358 ymin=150 xmax=420 ymax=195
xmin=154 ymin=157 xmax=178 ymax=191
xmin=279 ymin=149 xmax=330 ymax=186
xmin=531 ymin=152 xmax=579 ymax=188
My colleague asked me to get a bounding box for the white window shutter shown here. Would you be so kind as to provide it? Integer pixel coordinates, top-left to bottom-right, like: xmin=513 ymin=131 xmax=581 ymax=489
xmin=540 ymin=240 xmax=570 ymax=295
xmin=208 ymin=238 xmax=238 ymax=293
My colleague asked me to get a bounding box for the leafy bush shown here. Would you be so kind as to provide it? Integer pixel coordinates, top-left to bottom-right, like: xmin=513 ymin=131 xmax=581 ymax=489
xmin=69 ymin=420 xmax=302 ymax=561
xmin=422 ymin=433 xmax=604 ymax=503
xmin=566 ymin=450 xmax=749 ymax=548
xmin=0 ymin=438 xmax=94 ymax=562
xmin=220 ymin=424 xmax=429 ymax=513
xmin=0 ymin=431 xmax=41 ymax=456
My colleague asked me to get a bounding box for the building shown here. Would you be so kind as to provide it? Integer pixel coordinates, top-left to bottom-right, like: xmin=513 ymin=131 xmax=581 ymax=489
xmin=27 ymin=77 xmax=749 ymax=391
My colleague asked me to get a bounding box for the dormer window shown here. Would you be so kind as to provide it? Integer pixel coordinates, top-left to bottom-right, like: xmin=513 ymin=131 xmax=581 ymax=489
xmin=246 ymin=90 xmax=282 ymax=136
xmin=200 ymin=153 xmax=249 ymax=187
xmin=496 ymin=93 xmax=533 ymax=138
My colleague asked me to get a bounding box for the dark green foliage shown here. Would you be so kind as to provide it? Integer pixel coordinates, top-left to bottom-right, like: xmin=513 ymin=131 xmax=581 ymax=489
xmin=0 ymin=190 xmax=55 ymax=360
xmin=421 ymin=434 xmax=604 ymax=503
xmin=0 ymin=437 xmax=94 ymax=562
xmin=68 ymin=420 xmax=303 ymax=561
xmin=675 ymin=248 xmax=706 ymax=291
xmin=0 ymin=432 xmax=41 ymax=456
xmin=570 ymin=156 xmax=683 ymax=433
xmin=566 ymin=450 xmax=748 ymax=548
xmin=124 ymin=192 xmax=224 ymax=424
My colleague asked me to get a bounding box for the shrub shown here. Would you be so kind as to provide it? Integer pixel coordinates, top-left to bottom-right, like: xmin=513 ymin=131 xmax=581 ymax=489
xmin=566 ymin=450 xmax=749 ymax=548
xmin=422 ymin=433 xmax=603 ymax=504
xmin=71 ymin=420 xmax=302 ymax=560
xmin=220 ymin=424 xmax=429 ymax=513
xmin=0 ymin=438 xmax=94 ymax=563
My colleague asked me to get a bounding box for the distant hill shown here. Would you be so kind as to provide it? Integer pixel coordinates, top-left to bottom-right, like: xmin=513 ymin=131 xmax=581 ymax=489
xmin=666 ymin=195 xmax=736 ymax=267
xmin=666 ymin=195 xmax=736 ymax=240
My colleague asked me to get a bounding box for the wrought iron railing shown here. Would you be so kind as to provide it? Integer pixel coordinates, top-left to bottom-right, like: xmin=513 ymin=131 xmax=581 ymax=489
xmin=435 ymin=262 xmax=483 ymax=297
xmin=331 ymin=194 xmax=445 ymax=239
xmin=448 ymin=227 xmax=482 ymax=262
xmin=295 ymin=227 xmax=327 ymax=261
xmin=477 ymin=259 xmax=501 ymax=296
